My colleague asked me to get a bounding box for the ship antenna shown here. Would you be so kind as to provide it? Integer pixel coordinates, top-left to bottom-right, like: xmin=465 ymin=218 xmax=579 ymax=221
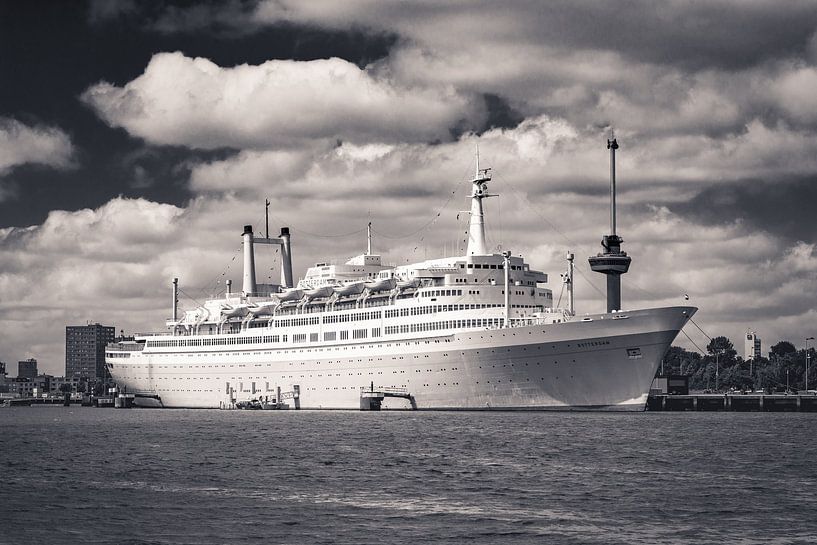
xmin=265 ymin=198 xmax=270 ymax=239
xmin=367 ymin=221 xmax=372 ymax=255
xmin=566 ymin=252 xmax=575 ymax=316
xmin=608 ymin=129 xmax=617 ymax=235
xmin=171 ymin=278 xmax=178 ymax=333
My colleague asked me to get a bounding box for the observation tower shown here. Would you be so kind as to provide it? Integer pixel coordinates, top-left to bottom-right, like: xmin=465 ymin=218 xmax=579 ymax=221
xmin=588 ymin=135 xmax=632 ymax=312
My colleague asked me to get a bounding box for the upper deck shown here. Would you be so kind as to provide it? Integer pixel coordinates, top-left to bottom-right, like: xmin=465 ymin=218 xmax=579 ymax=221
xmin=166 ymin=252 xmax=551 ymax=338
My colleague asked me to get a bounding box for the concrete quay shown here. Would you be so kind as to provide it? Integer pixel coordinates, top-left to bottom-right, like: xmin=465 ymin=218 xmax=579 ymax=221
xmin=647 ymin=393 xmax=817 ymax=412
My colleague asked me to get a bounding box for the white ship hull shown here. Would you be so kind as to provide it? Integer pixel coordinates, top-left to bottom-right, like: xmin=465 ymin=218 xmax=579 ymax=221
xmin=107 ymin=306 xmax=694 ymax=411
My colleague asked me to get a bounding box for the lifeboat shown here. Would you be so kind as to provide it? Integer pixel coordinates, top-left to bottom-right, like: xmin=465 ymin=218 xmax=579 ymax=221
xmin=364 ymin=278 xmax=397 ymax=292
xmin=247 ymin=301 xmax=279 ymax=317
xmin=221 ymin=304 xmax=250 ymax=318
xmin=273 ymin=288 xmax=303 ymax=302
xmin=396 ymin=279 xmax=420 ymax=289
xmin=303 ymin=286 xmax=334 ymax=299
xmin=333 ymin=282 xmax=365 ymax=296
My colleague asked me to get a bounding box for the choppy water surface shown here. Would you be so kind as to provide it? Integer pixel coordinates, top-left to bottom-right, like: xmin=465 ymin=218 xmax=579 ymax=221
xmin=1 ymin=409 xmax=815 ymax=545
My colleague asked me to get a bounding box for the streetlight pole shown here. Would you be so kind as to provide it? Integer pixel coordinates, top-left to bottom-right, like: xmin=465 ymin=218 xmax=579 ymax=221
xmin=807 ymin=337 xmax=815 ymax=394
xmin=715 ymin=350 xmax=720 ymax=392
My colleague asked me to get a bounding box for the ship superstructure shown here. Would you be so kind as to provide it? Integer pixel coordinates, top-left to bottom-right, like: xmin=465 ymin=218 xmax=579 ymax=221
xmin=107 ymin=146 xmax=695 ymax=410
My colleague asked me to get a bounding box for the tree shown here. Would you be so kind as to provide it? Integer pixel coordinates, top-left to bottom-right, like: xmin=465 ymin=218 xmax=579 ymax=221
xmin=661 ymin=346 xmax=700 ymax=375
xmin=707 ymin=336 xmax=736 ymax=359
xmin=754 ymin=357 xmax=776 ymax=392
xmin=771 ymin=341 xmax=796 ymax=358
xmin=655 ymin=339 xmax=810 ymax=393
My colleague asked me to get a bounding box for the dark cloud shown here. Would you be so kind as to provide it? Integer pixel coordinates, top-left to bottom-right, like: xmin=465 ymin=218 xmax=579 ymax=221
xmin=525 ymin=0 xmax=817 ymax=71
xmin=481 ymin=94 xmax=524 ymax=132
xmin=670 ymin=176 xmax=817 ymax=243
xmin=87 ymin=0 xmax=137 ymax=23
xmin=87 ymin=0 xmax=817 ymax=76
xmin=142 ymin=0 xmax=260 ymax=36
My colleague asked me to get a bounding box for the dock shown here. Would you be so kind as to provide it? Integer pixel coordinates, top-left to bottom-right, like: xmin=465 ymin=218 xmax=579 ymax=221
xmin=2 ymin=393 xmax=135 ymax=408
xmin=647 ymin=393 xmax=817 ymax=412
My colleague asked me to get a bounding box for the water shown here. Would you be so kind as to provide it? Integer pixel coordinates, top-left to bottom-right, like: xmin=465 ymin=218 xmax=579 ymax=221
xmin=1 ymin=408 xmax=815 ymax=545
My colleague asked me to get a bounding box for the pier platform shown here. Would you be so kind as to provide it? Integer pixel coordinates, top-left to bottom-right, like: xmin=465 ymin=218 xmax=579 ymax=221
xmin=647 ymin=393 xmax=817 ymax=412
xmin=360 ymin=386 xmax=416 ymax=410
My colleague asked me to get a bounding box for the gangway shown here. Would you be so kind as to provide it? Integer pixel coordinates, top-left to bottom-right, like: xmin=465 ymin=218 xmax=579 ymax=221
xmin=360 ymin=383 xmax=416 ymax=410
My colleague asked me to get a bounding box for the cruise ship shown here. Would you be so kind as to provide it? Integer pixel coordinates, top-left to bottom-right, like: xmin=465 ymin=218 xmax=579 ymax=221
xmin=106 ymin=144 xmax=695 ymax=410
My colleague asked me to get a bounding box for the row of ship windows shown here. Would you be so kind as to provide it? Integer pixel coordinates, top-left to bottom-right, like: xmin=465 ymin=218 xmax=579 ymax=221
xmin=119 ymin=357 xmax=573 ymax=377
xmin=419 ymin=289 xmax=463 ymax=298
xmin=131 ymin=324 xmax=573 ymax=356
xmin=135 ymin=338 xmax=457 ymax=358
xmin=385 ymin=318 xmax=502 ymax=335
xmin=149 ymin=335 xmax=291 ymax=348
xmin=383 ymin=303 xmax=534 ymax=318
xmin=466 ymin=263 xmax=523 ymax=270
xmin=115 ymin=348 xmax=582 ymax=374
xmin=139 ymin=373 xmax=576 ymax=396
xmin=122 ymin=373 xmax=578 ymax=394
xmin=264 ymin=300 xmax=544 ymax=327
xmin=324 ymin=311 xmax=382 ymax=324
xmin=147 ymin=326 xmax=387 ymax=349
xmin=122 ymin=364 xmax=462 ymax=380
xmin=275 ymin=317 xmax=320 ymax=327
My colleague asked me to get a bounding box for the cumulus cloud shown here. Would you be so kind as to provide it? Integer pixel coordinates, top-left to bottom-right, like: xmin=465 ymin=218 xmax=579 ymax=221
xmin=82 ymin=52 xmax=484 ymax=150
xmin=12 ymin=0 xmax=817 ymax=370
xmin=190 ymin=147 xmax=321 ymax=193
xmin=103 ymin=1 xmax=817 ymax=143
xmin=4 ymin=163 xmax=816 ymax=373
xmin=0 ymin=197 xmax=240 ymax=374
xmin=0 ymin=117 xmax=74 ymax=175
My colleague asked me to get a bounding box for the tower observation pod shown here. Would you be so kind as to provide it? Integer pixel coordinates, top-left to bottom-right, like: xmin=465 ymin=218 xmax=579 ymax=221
xmin=588 ymin=135 xmax=632 ymax=312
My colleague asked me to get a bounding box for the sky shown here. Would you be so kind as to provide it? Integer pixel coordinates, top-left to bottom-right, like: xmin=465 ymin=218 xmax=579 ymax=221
xmin=2 ymin=0 xmax=816 ymax=376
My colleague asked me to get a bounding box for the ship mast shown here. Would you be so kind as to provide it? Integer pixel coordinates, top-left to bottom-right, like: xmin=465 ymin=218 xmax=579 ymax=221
xmin=502 ymin=250 xmax=511 ymax=327
xmin=565 ymin=252 xmax=575 ymax=316
xmin=466 ymin=146 xmax=494 ymax=256
xmin=171 ymin=278 xmax=178 ymax=332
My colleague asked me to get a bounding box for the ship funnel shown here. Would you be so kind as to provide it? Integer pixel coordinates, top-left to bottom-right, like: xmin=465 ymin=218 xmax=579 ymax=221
xmin=588 ymin=134 xmax=632 ymax=312
xmin=242 ymin=225 xmax=257 ymax=296
xmin=280 ymin=227 xmax=293 ymax=289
